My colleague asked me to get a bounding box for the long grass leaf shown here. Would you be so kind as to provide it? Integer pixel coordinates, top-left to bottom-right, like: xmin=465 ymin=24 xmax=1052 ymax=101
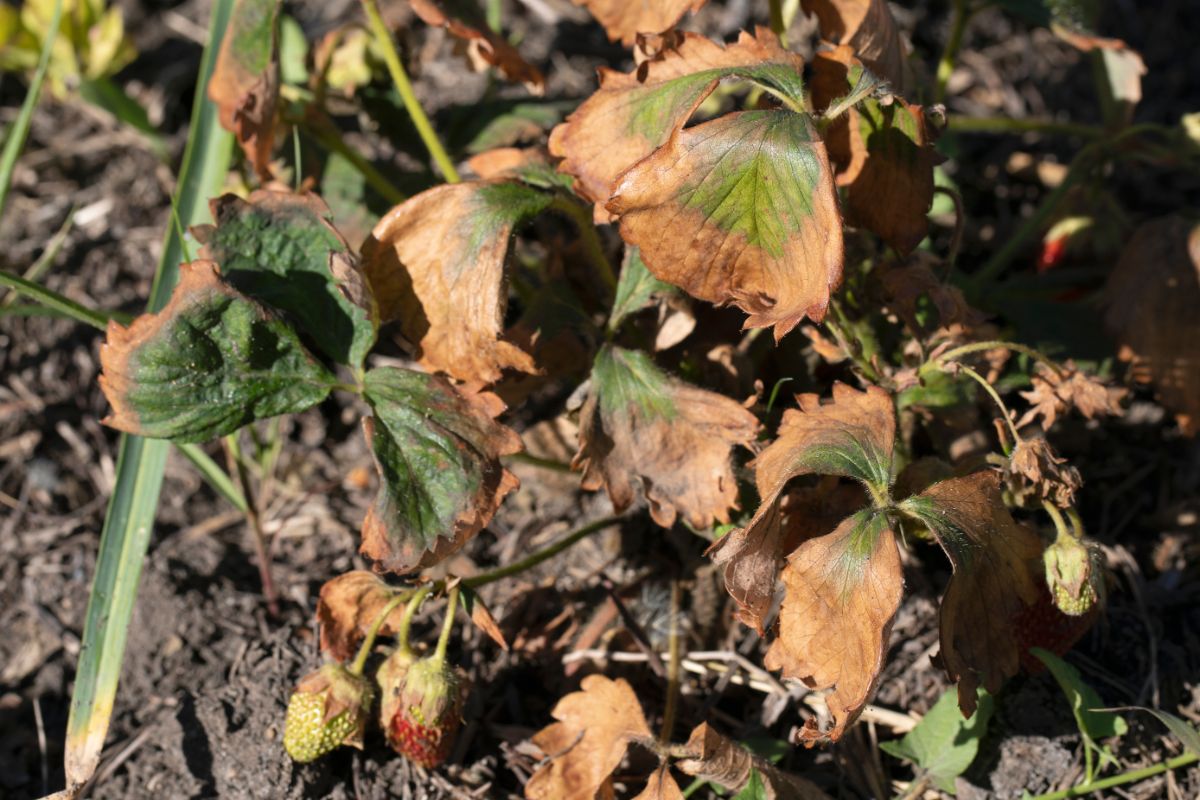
xmin=55 ymin=0 xmax=237 ymax=793
xmin=0 ymin=0 xmax=63 ymax=220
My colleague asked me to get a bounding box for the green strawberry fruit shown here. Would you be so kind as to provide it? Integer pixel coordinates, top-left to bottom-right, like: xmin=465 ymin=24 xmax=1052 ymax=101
xmin=283 ymin=663 xmax=374 ymax=763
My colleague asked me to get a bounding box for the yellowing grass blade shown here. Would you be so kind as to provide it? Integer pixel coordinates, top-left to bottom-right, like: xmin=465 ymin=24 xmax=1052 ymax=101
xmin=54 ymin=0 xmax=237 ymax=794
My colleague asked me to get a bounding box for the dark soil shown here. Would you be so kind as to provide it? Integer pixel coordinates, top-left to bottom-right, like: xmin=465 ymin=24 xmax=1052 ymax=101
xmin=3 ymin=0 xmax=1200 ymax=799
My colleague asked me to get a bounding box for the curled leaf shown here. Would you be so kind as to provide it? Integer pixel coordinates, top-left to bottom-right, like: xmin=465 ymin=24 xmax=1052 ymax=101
xmin=99 ymin=261 xmax=334 ymax=443
xmin=1104 ymin=216 xmax=1200 ymax=435
xmin=461 ymin=584 xmax=509 ymax=650
xmin=1017 ymin=361 xmax=1126 ymax=430
xmin=316 ymin=571 xmax=407 ymax=661
xmin=525 ymin=675 xmax=654 ymax=800
xmin=361 ymin=367 xmax=521 ymax=573
xmin=207 ymin=0 xmax=280 ymax=179
xmin=711 ymin=383 xmax=893 ymax=631
xmin=549 ymin=28 xmax=804 ymax=217
xmin=410 ymin=0 xmax=544 ymax=93
xmin=633 ymin=767 xmax=684 ymax=800
xmin=362 ymin=180 xmax=553 ymax=384
xmin=574 ymin=345 xmax=760 ymax=529
xmin=900 ymin=472 xmax=1042 ymax=714
xmin=608 ymin=110 xmax=844 ymax=337
xmin=676 ymin=722 xmax=831 ymax=799
xmin=570 ymin=0 xmax=706 ymax=46
xmin=764 ymin=508 xmax=904 ymax=742
xmin=196 ymin=190 xmax=377 ymax=368
xmin=802 ymin=0 xmax=906 ymax=89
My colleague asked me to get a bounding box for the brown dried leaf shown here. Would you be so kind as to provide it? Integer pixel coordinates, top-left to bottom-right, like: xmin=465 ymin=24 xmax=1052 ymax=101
xmin=410 ymin=0 xmax=544 ymax=93
xmin=316 ymin=571 xmax=407 ymax=661
xmin=461 ymin=584 xmax=509 ymax=650
xmin=1007 ymin=435 xmax=1082 ymax=508
xmin=764 ymin=508 xmax=903 ymax=741
xmin=525 ymin=675 xmax=654 ymax=800
xmin=1104 ymin=217 xmax=1200 ymax=435
xmin=207 ymin=0 xmax=280 ymax=180
xmin=903 ymin=472 xmax=1042 ymax=714
xmin=633 ymin=767 xmax=684 ymax=800
xmin=876 ymin=256 xmax=983 ymax=334
xmin=549 ymin=29 xmax=803 ymax=217
xmin=362 ymin=181 xmax=553 ymax=385
xmin=570 ymin=0 xmax=706 ymax=46
xmin=1017 ymin=361 xmax=1125 ymax=430
xmin=802 ymin=0 xmax=906 ymax=89
xmin=574 ymin=346 xmax=760 ymax=530
xmin=676 ymin=723 xmax=831 ymax=799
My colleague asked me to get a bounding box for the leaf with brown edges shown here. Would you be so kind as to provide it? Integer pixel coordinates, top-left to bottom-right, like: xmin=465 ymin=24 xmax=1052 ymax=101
xmin=573 ymin=345 xmax=760 ymax=530
xmin=208 ymin=0 xmax=280 ymax=179
xmin=764 ymin=508 xmax=903 ymax=742
xmin=570 ymin=0 xmax=706 ymax=46
xmin=360 ymin=367 xmax=521 ymax=574
xmin=710 ymin=383 xmax=893 ymax=631
xmin=411 ymin=0 xmax=544 ymax=93
xmin=361 ymin=180 xmax=553 ymax=385
xmin=524 ymin=675 xmax=654 ymax=800
xmin=316 ymin=571 xmax=407 ymax=661
xmin=1104 ymin=216 xmax=1200 ymax=436
xmin=676 ymin=722 xmax=832 ymax=798
xmin=899 ymin=472 xmax=1042 ymax=714
xmin=607 ymin=109 xmax=844 ymax=337
xmin=549 ymin=28 xmax=804 ymax=219
xmin=802 ymin=0 xmax=906 ymax=89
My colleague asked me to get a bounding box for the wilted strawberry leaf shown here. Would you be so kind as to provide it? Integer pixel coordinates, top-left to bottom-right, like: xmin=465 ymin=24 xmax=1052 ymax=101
xmin=634 ymin=767 xmax=684 ymax=800
xmin=196 ymin=190 xmax=377 ymax=370
xmin=99 ymin=261 xmax=335 ymax=443
xmin=316 ymin=570 xmax=407 ymax=661
xmin=525 ymin=674 xmax=655 ymax=799
xmin=569 ymin=0 xmax=706 ymax=46
xmin=410 ymin=0 xmax=544 ymax=93
xmin=676 ymin=723 xmax=831 ymax=799
xmin=361 ymin=180 xmax=554 ymax=385
xmin=549 ymin=29 xmax=805 ymax=216
xmin=208 ymin=0 xmax=280 ymax=179
xmin=1104 ymin=216 xmax=1200 ymax=436
xmin=608 ymin=108 xmax=843 ymax=338
xmin=608 ymin=246 xmax=676 ymax=332
xmin=710 ymin=383 xmax=893 ymax=631
xmin=802 ymin=0 xmax=907 ymax=89
xmin=899 ymin=472 xmax=1042 ymax=714
xmin=574 ymin=345 xmax=760 ymax=529
xmin=764 ymin=508 xmax=903 ymax=741
xmin=361 ymin=367 xmax=521 ymax=573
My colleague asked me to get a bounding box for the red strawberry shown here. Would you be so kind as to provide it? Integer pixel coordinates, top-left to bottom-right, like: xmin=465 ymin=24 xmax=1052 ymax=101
xmin=283 ymin=663 xmax=374 ymax=762
xmin=379 ymin=654 xmax=469 ymax=768
xmin=1013 ymin=580 xmax=1099 ymax=673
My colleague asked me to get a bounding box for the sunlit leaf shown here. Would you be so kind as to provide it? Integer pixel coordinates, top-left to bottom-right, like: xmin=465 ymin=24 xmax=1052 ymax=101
xmin=207 ymin=0 xmax=280 ymax=178
xmin=880 ymin=687 xmax=993 ymax=792
xmin=410 ymin=0 xmax=544 ymax=93
xmin=801 ymin=0 xmax=906 ymax=89
xmin=569 ymin=0 xmax=706 ymax=46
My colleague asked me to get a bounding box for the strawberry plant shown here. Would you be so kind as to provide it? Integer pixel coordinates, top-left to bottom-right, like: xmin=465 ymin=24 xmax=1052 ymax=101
xmin=7 ymin=0 xmax=1199 ymax=796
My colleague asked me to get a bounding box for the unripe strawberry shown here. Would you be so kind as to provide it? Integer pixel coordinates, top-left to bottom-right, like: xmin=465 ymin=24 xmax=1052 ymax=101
xmin=283 ymin=663 xmax=374 ymax=763
xmin=1044 ymin=533 xmax=1105 ymax=616
xmin=379 ymin=655 xmax=469 ymax=768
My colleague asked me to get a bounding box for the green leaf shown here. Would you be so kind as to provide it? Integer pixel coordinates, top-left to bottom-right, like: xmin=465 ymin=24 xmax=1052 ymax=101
xmin=360 ymin=367 xmax=520 ymax=573
xmin=733 ymin=768 xmax=767 ymax=800
xmin=1113 ymin=707 xmax=1200 ymax=757
xmin=1032 ymin=648 xmax=1128 ymax=740
xmin=63 ymin=0 xmax=236 ymax=791
xmin=198 ymin=191 xmax=378 ymax=369
xmin=100 ymin=261 xmax=335 ymax=443
xmin=608 ymin=246 xmax=676 ymax=332
xmin=590 ymin=344 xmax=676 ymax=420
xmin=881 ymin=687 xmax=994 ymax=793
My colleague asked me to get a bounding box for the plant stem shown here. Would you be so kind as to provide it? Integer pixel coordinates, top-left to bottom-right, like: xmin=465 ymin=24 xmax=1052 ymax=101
xmin=397 ymin=584 xmax=433 ymax=656
xmin=928 ymin=340 xmax=1063 ymax=376
xmin=0 ymin=271 xmax=118 ymax=331
xmin=934 ymin=185 xmax=965 ymax=272
xmin=825 ymin=301 xmax=884 ymax=384
xmin=1042 ymin=500 xmax=1073 ymax=540
xmin=300 ymin=111 xmax=407 ymax=204
xmin=433 ymin=584 xmax=460 ymax=665
xmin=659 ymin=580 xmax=682 ymax=745
xmin=1027 ymin=752 xmax=1198 ymax=800
xmin=506 ymin=451 xmax=574 ymax=473
xmin=955 ymin=363 xmax=1020 ymax=453
xmin=948 ymin=114 xmax=1104 ymax=139
xmin=768 ymin=0 xmax=787 ymax=43
xmin=360 ymin=0 xmax=460 ymax=183
xmin=935 ymin=0 xmax=970 ymax=104
xmin=463 ymin=515 xmax=623 ymax=589
xmin=350 ymin=593 xmax=409 ymax=675
xmin=224 ymin=432 xmax=279 ymax=616
xmin=547 ymin=194 xmax=617 ymax=295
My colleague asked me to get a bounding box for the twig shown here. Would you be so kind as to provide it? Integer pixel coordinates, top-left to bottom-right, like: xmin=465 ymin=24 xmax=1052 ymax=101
xmin=659 ymin=580 xmax=682 ymax=744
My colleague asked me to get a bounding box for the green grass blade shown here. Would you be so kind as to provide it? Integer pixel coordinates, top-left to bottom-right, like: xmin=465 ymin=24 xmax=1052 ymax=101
xmin=0 ymin=270 xmax=114 ymax=330
xmin=59 ymin=0 xmax=237 ymax=792
xmin=176 ymin=443 xmax=248 ymax=512
xmin=0 ymin=0 xmax=63 ymax=221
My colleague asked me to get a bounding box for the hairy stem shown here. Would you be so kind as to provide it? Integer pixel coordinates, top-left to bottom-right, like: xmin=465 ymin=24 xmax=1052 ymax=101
xmin=955 ymin=363 xmax=1020 ymax=454
xmin=463 ymin=515 xmax=623 ymax=590
xmin=360 ymin=0 xmax=460 ymax=182
xmin=659 ymin=580 xmax=682 ymax=745
xmin=397 ymin=584 xmax=433 ymax=657
xmin=349 ymin=593 xmax=409 ymax=675
xmin=433 ymin=584 xmax=460 ymax=666
xmin=928 ymin=340 xmax=1064 ymax=376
